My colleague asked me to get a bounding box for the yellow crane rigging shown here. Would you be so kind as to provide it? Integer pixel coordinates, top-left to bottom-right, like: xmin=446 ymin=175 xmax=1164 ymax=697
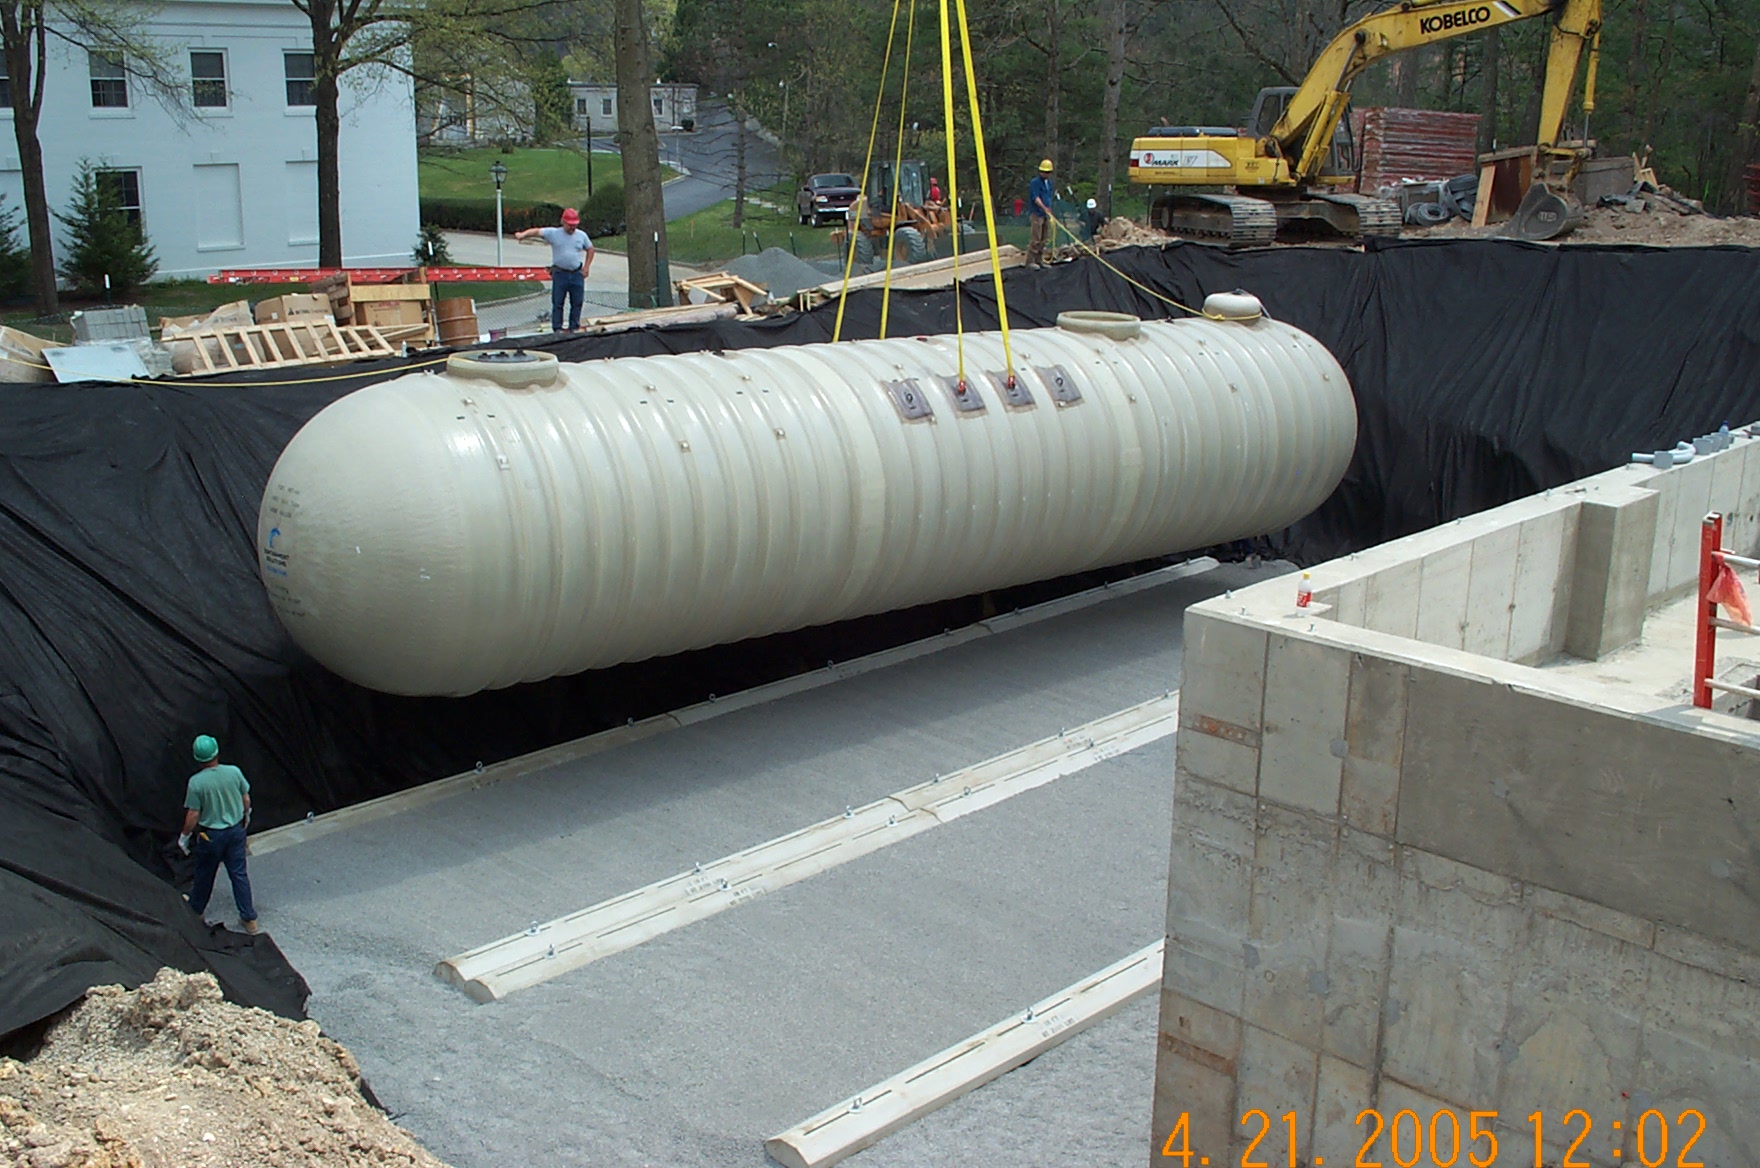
xmin=1129 ymin=0 xmax=1602 ymax=245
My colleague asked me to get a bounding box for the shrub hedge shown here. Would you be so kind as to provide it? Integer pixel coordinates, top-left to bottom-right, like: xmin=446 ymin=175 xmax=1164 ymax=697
xmin=419 ymin=183 xmax=626 ymax=240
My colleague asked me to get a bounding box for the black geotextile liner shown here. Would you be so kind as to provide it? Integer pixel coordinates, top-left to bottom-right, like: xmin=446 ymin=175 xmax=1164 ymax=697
xmin=2 ymin=238 xmax=1758 ymax=1038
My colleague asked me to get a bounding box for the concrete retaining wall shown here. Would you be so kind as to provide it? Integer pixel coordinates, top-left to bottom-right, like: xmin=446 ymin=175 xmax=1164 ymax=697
xmin=1152 ymin=437 xmax=1760 ymax=1168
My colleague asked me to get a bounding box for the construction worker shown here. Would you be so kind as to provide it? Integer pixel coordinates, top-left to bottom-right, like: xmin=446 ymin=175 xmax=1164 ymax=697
xmin=929 ymin=176 xmax=943 ymax=205
xmin=514 ymin=207 xmax=594 ymax=333
xmin=178 ymin=735 xmax=258 ymax=934
xmin=1027 ymin=158 xmax=1056 ymax=268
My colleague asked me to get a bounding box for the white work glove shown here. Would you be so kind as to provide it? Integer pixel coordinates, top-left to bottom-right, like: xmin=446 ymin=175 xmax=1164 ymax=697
xmin=177 ymin=833 xmax=191 ymax=855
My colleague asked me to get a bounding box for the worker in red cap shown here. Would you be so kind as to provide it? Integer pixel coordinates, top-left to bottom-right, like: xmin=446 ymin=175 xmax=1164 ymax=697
xmin=515 ymin=207 xmax=594 ymax=332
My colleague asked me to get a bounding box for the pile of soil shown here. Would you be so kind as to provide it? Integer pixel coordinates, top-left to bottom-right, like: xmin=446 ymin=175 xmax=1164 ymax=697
xmin=0 ymin=970 xmax=449 ymax=1168
xmin=1093 ymin=217 xmax=1176 ymax=250
xmin=1417 ymin=198 xmax=1760 ymax=246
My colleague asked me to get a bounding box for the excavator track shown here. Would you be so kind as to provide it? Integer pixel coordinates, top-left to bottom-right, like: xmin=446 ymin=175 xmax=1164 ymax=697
xmin=1308 ymin=192 xmax=1404 ymax=238
xmin=1150 ymin=194 xmax=1278 ymax=248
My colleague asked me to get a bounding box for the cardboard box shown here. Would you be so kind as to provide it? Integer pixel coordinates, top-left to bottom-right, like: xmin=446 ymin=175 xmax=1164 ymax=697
xmin=254 ymin=293 xmax=333 ymax=325
xmin=0 ymin=324 xmax=55 ymax=383
xmin=358 ymin=299 xmax=427 ymax=328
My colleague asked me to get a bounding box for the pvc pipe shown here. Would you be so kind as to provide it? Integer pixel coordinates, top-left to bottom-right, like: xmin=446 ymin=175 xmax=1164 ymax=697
xmin=258 ymin=315 xmax=1357 ymax=696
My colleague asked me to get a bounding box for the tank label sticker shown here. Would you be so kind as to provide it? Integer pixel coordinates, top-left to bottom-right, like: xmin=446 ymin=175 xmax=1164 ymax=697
xmin=259 ymin=483 xmax=306 ymax=617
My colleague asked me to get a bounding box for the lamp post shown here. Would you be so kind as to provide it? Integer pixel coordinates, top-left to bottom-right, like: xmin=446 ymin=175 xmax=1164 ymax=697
xmin=489 ymin=160 xmax=508 ymax=266
xmin=585 ymin=115 xmax=594 ymax=196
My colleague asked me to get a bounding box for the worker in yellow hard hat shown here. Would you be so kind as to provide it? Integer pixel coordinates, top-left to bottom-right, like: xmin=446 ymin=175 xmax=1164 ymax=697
xmin=1027 ymin=158 xmax=1055 ymax=268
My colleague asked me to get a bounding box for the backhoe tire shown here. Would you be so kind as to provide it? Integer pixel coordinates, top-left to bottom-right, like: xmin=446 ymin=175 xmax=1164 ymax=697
xmin=854 ymin=232 xmax=875 ymax=266
xmin=894 ymin=226 xmax=928 ymax=265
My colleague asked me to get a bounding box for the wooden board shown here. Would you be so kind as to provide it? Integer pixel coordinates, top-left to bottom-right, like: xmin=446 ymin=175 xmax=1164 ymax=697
xmin=348 ymin=283 xmax=432 ymax=303
xmin=677 ymin=272 xmax=768 ymax=312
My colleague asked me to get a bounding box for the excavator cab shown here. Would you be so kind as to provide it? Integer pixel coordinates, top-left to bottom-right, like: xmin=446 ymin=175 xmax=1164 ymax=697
xmin=1246 ymin=87 xmax=1357 ymax=180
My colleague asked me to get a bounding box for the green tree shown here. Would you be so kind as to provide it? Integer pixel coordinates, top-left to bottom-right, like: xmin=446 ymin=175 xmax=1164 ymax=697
xmin=55 ymin=160 xmax=158 ymax=297
xmin=0 ymin=1 xmax=186 ymax=314
xmin=0 ymin=196 xmax=29 ymax=301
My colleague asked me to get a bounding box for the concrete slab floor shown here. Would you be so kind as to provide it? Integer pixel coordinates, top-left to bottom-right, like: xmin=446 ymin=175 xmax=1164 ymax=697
xmin=222 ymin=562 xmax=1279 ymax=1167
xmin=1542 ymin=590 xmax=1760 ymax=704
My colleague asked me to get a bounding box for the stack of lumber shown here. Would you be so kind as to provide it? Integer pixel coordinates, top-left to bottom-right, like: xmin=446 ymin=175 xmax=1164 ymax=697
xmin=675 ymin=272 xmax=769 ymax=314
xmin=806 ymin=245 xmax=1027 ymax=302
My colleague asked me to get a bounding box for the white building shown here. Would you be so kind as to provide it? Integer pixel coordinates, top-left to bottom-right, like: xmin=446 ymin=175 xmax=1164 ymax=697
xmin=569 ymin=82 xmax=696 ymax=133
xmin=0 ymin=0 xmax=419 ymax=280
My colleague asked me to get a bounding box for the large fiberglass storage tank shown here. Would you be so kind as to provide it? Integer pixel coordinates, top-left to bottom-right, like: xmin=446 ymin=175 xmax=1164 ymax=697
xmin=259 ymin=301 xmax=1355 ymax=696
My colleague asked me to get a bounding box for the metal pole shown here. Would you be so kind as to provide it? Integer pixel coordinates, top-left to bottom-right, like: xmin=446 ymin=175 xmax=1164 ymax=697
xmin=586 ymin=116 xmax=594 ymax=196
xmin=495 ymin=186 xmax=504 ymax=266
xmin=1695 ymin=512 xmax=1722 ymax=709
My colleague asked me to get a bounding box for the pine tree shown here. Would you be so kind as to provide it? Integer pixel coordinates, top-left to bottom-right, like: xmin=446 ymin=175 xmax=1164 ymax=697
xmin=413 ymin=222 xmax=454 ymax=266
xmin=0 ymin=196 xmax=30 ymax=302
xmin=55 ymin=160 xmax=158 ymax=298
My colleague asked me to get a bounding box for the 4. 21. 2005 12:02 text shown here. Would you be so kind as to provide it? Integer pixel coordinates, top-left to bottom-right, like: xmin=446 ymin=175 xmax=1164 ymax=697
xmin=1160 ymin=1106 xmax=1709 ymax=1167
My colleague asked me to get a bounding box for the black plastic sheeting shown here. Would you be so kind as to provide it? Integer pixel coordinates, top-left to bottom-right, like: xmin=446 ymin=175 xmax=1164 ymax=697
xmin=2 ymin=238 xmax=1757 ymax=1039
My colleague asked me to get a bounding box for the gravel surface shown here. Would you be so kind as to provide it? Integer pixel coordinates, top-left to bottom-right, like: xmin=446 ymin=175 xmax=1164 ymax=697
xmin=240 ymin=562 xmax=1283 ymax=1168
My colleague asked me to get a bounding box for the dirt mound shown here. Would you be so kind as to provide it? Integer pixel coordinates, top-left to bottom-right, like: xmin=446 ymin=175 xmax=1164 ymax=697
xmin=1416 ymin=198 xmax=1760 ymax=246
xmin=0 ymin=969 xmax=449 ymax=1168
xmin=1094 ymin=216 xmax=1176 ymax=249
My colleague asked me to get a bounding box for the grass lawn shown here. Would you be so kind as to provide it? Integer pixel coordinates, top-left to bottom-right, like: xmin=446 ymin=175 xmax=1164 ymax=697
xmin=597 ymin=188 xmax=841 ymax=267
xmin=419 ymin=146 xmax=672 ymax=206
xmin=3 ymin=279 xmax=541 ymax=343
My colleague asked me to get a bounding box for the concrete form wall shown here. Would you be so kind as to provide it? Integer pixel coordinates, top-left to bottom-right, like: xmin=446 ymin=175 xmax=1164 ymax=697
xmin=1152 ymin=439 xmax=1760 ymax=1168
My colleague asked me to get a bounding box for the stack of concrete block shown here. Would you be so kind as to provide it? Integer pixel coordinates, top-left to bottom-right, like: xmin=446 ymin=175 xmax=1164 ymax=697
xmin=70 ymin=305 xmax=150 ymax=344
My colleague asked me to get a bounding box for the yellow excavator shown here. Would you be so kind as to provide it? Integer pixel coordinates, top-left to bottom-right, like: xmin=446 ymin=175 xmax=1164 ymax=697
xmin=1128 ymin=0 xmax=1602 ymax=245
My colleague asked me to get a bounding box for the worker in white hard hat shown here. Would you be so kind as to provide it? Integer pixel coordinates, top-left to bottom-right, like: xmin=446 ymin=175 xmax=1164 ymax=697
xmin=1026 ymin=158 xmax=1056 ymax=268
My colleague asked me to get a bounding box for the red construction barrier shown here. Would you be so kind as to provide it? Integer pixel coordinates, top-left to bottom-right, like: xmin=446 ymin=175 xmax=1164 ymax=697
xmin=208 ymin=267 xmax=550 ymax=285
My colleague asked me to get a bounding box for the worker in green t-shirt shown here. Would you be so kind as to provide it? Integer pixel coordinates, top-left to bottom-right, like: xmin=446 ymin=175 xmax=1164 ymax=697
xmin=179 ymin=735 xmax=259 ymax=934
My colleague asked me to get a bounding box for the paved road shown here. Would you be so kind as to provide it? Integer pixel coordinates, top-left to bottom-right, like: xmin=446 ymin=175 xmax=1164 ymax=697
xmin=659 ymin=101 xmax=786 ymax=221
xmin=238 ymin=561 xmax=1287 ymax=1168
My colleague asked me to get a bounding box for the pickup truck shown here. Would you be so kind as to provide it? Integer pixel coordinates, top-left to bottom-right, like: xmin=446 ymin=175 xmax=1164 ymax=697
xmin=796 ymin=173 xmax=860 ymax=226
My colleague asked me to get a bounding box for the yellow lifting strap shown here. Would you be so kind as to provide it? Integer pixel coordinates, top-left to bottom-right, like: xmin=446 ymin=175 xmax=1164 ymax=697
xmin=879 ymin=0 xmax=918 ymax=339
xmin=936 ymin=0 xmax=966 ymax=385
xmin=953 ymin=0 xmax=1016 ymax=384
xmin=833 ymin=0 xmax=906 ymax=344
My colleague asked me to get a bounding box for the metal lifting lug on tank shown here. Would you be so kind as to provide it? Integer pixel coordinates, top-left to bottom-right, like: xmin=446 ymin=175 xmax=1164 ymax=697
xmin=256 ymin=302 xmax=1357 ymax=698
xmin=1127 ymin=0 xmax=1603 ymax=245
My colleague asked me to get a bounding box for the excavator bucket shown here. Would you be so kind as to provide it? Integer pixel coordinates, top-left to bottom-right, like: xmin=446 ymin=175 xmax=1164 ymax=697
xmin=1506 ymin=183 xmax=1585 ymax=241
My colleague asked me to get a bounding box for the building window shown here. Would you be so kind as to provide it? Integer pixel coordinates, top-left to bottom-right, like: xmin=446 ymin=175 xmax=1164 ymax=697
xmin=97 ymin=169 xmax=143 ymax=230
xmin=191 ymin=50 xmax=227 ymax=108
xmin=652 ymin=95 xmax=663 ymax=115
xmin=89 ymin=52 xmax=128 ymax=109
xmin=0 ymin=57 xmax=10 ymax=109
xmin=600 ymin=97 xmax=611 ymax=116
xmin=284 ymin=52 xmax=315 ymax=107
xmin=575 ymin=97 xmax=588 ymax=115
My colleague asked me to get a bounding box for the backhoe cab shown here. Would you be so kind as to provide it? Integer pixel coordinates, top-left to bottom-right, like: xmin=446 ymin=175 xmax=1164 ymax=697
xmin=835 ymin=160 xmax=954 ymax=267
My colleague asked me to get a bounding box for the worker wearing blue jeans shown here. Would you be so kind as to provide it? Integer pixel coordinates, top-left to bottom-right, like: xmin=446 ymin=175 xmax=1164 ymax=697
xmin=179 ymin=735 xmax=258 ymax=934
xmin=516 ymin=207 xmax=594 ymax=332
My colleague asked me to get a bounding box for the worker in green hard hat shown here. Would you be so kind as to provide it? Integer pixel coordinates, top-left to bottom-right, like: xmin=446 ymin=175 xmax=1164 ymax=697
xmin=178 ymin=734 xmax=259 ymax=934
xmin=1027 ymin=158 xmax=1056 ymax=269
